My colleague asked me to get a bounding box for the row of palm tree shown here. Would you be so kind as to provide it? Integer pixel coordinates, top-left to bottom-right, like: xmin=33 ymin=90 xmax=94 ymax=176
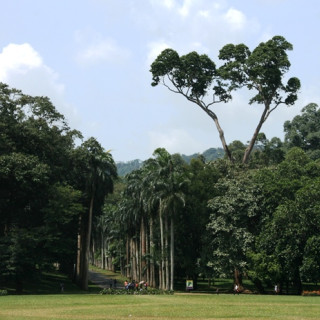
xmin=92 ymin=148 xmax=188 ymax=290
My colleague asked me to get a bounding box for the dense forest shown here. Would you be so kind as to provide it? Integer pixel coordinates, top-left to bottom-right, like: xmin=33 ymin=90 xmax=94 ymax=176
xmin=2 ymin=80 xmax=319 ymax=295
xmin=0 ymin=83 xmax=117 ymax=293
xmin=99 ymin=101 xmax=320 ymax=294
xmin=1 ymin=36 xmax=320 ymax=295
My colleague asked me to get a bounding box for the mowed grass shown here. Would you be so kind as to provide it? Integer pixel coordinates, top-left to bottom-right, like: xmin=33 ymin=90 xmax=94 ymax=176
xmin=0 ymin=293 xmax=319 ymax=319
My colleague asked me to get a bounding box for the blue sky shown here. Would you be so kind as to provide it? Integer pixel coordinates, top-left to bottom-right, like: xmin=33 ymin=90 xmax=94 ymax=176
xmin=1 ymin=0 xmax=319 ymax=162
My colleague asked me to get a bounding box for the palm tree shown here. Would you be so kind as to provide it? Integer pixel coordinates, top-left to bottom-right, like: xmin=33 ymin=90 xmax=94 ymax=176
xmin=150 ymin=148 xmax=188 ymax=290
xmin=76 ymin=137 xmax=117 ymax=290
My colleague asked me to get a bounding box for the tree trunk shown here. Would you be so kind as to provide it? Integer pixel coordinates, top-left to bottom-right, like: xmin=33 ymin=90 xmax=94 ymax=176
xmin=76 ymin=213 xmax=86 ymax=287
xmin=159 ymin=203 xmax=165 ymax=289
xmin=101 ymin=232 xmax=105 ymax=269
xmin=126 ymin=236 xmax=130 ymax=278
xmin=145 ymin=219 xmax=149 ymax=284
xmin=76 ymin=216 xmax=82 ymax=284
xmin=234 ymin=268 xmax=243 ymax=290
xmin=170 ymin=216 xmax=174 ymax=291
xmin=131 ymin=237 xmax=136 ymax=281
xmin=149 ymin=216 xmax=155 ymax=287
xmin=140 ymin=218 xmax=146 ymax=280
xmin=135 ymin=237 xmax=140 ymax=281
xmin=242 ymin=105 xmax=269 ymax=163
xmin=82 ymin=189 xmax=95 ymax=290
xmin=91 ymin=237 xmax=95 ymax=267
xmin=165 ymin=215 xmax=169 ymax=290
xmin=199 ymin=105 xmax=233 ymax=162
xmin=294 ymin=269 xmax=303 ymax=295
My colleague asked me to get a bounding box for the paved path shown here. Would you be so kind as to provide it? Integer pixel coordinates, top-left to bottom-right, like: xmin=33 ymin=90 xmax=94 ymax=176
xmin=88 ymin=270 xmax=123 ymax=289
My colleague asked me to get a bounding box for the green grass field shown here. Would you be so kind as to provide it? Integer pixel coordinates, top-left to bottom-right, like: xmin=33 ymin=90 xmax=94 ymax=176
xmin=0 ymin=293 xmax=319 ymax=319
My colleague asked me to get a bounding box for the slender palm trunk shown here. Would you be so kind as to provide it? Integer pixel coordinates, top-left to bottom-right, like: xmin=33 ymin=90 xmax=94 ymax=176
xmin=149 ymin=216 xmax=155 ymax=287
xmin=126 ymin=236 xmax=130 ymax=278
xmin=140 ymin=218 xmax=146 ymax=280
xmin=170 ymin=216 xmax=174 ymax=291
xmin=135 ymin=237 xmax=140 ymax=280
xmin=131 ymin=237 xmax=136 ymax=280
xmin=165 ymin=215 xmax=169 ymax=290
xmin=145 ymin=219 xmax=149 ymax=283
xmin=82 ymin=188 xmax=95 ymax=290
xmin=76 ymin=215 xmax=82 ymax=283
xmin=91 ymin=237 xmax=96 ymax=266
xmin=101 ymin=232 xmax=105 ymax=269
xmin=159 ymin=203 xmax=165 ymax=289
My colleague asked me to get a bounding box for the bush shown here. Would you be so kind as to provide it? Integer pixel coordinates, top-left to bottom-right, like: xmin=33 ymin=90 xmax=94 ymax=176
xmin=99 ymin=288 xmax=174 ymax=295
xmin=302 ymin=290 xmax=320 ymax=296
xmin=0 ymin=290 xmax=8 ymax=296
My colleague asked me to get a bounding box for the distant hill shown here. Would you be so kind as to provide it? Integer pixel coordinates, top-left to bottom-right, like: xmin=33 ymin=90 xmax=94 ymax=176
xmin=116 ymin=159 xmax=144 ymax=176
xmin=180 ymin=147 xmax=225 ymax=163
xmin=116 ymin=148 xmax=225 ymax=176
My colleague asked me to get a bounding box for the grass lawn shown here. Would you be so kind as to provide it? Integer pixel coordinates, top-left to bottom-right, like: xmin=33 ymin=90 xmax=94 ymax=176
xmin=0 ymin=293 xmax=319 ymax=319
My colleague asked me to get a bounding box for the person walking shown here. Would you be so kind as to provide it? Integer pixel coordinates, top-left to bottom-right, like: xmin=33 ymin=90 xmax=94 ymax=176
xmin=234 ymin=284 xmax=239 ymax=295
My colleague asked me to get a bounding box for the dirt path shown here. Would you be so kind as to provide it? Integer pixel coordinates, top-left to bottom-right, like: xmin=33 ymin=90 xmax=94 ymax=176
xmin=88 ymin=270 xmax=123 ymax=289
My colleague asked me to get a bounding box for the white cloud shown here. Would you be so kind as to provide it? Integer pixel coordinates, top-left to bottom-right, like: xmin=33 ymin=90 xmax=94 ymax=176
xmin=223 ymin=7 xmax=247 ymax=30
xmin=190 ymin=41 xmax=210 ymax=54
xmin=178 ymin=0 xmax=193 ymax=17
xmin=146 ymin=41 xmax=171 ymax=66
xmin=0 ymin=43 xmax=42 ymax=81
xmin=198 ymin=10 xmax=210 ymax=18
xmin=77 ymin=39 xmax=130 ymax=65
xmin=150 ymin=0 xmax=175 ymax=10
xmin=0 ymin=43 xmax=79 ymax=128
xmin=144 ymin=1 xmax=258 ymax=62
xmin=162 ymin=0 xmax=175 ymax=9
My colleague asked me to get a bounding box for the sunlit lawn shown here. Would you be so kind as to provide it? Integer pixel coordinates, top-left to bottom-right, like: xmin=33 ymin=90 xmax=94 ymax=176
xmin=0 ymin=293 xmax=319 ymax=319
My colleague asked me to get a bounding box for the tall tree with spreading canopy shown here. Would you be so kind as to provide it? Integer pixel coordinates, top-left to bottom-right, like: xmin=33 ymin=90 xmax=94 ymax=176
xmin=219 ymin=35 xmax=300 ymax=163
xmin=150 ymin=49 xmax=233 ymax=160
xmin=150 ymin=36 xmax=300 ymax=163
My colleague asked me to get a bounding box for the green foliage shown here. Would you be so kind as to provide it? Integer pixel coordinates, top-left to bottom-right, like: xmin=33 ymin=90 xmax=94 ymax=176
xmin=284 ymin=103 xmax=320 ymax=160
xmin=300 ymin=236 xmax=320 ymax=283
xmin=150 ymin=36 xmax=300 ymax=164
xmin=0 ymin=82 xmax=117 ymax=292
xmin=0 ymin=290 xmax=8 ymax=296
xmin=207 ymin=169 xmax=264 ymax=277
xmin=150 ymin=49 xmax=224 ymax=100
xmin=100 ymin=288 xmax=174 ymax=295
xmin=116 ymin=148 xmax=225 ymax=176
xmin=251 ymin=151 xmax=320 ymax=293
xmin=219 ymin=35 xmax=300 ymax=107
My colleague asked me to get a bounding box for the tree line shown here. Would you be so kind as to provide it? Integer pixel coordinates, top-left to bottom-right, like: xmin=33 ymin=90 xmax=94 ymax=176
xmin=1 ymin=35 xmax=319 ymax=295
xmin=0 ymin=83 xmax=117 ymax=293
xmin=95 ymin=102 xmax=320 ymax=294
xmin=92 ymin=35 xmax=318 ymax=295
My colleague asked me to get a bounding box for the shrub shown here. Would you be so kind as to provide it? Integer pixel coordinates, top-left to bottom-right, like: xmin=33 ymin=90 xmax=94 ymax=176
xmin=0 ymin=290 xmax=8 ymax=296
xmin=302 ymin=290 xmax=320 ymax=296
xmin=99 ymin=288 xmax=174 ymax=295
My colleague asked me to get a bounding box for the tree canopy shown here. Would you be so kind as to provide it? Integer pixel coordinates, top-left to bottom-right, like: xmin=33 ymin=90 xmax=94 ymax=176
xmin=0 ymin=83 xmax=117 ymax=293
xmin=150 ymin=36 xmax=300 ymax=164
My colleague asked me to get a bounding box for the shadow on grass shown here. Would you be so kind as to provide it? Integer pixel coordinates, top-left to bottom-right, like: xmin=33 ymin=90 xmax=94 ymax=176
xmin=1 ymin=271 xmax=101 ymax=295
